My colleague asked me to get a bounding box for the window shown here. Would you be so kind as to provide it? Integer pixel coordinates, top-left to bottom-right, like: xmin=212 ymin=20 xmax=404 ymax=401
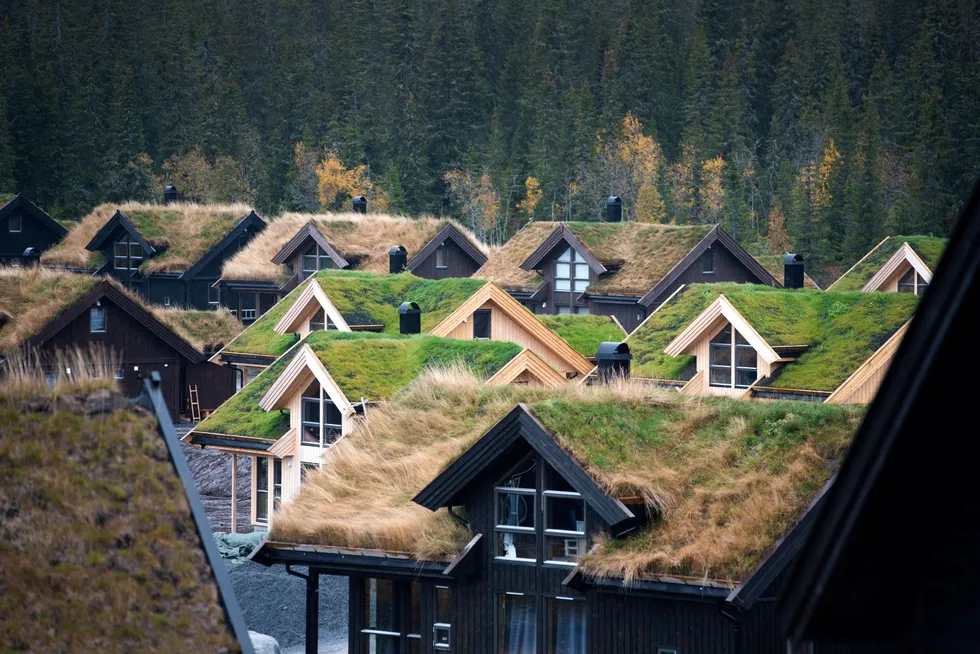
xmin=709 ymin=325 xmax=757 ymax=389
xmin=657 ymin=649 xmax=679 ymax=654
xmin=498 ymin=593 xmax=536 ymax=654
xmin=544 ymin=469 xmax=585 ymax=566
xmin=434 ymin=586 xmax=452 ymax=650
xmin=310 ymin=308 xmax=336 ymax=331
xmin=9 ymin=213 xmax=21 ymax=233
xmin=301 ymin=381 xmax=344 ymax=447
xmin=436 ymin=244 xmax=448 ymax=269
xmin=557 ymin=306 xmax=571 ymax=315
xmin=256 ymin=457 xmax=269 ymax=523
xmin=241 ymin=309 xmax=257 ymax=321
xmin=700 ymin=247 xmax=715 ymax=275
xmin=361 ymin=579 xmax=422 ymax=653
xmin=898 ymin=268 xmax=929 ymax=296
xmin=301 ymin=244 xmax=335 ymax=280
xmin=474 ymin=310 xmax=492 ymax=339
xmin=164 ymin=296 xmax=171 ymax=306
xmin=114 ymin=367 xmax=124 ymax=381
xmin=554 ymin=248 xmax=590 ymax=293
xmin=547 ymin=598 xmax=585 ymax=654
xmin=114 ymin=236 xmax=142 ymax=272
xmin=89 ymin=306 xmax=107 ymax=333
xmin=273 ymin=459 xmax=282 ymax=513
xmin=495 ymin=456 xmax=537 ymax=562
xmin=208 ymin=284 xmax=220 ymax=308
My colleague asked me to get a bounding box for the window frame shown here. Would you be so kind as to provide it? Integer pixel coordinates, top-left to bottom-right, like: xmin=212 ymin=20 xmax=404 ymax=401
xmin=546 ymin=596 xmax=587 ymax=654
xmin=301 ymin=382 xmax=344 ymax=448
xmin=208 ymin=284 xmax=220 ymax=309
xmin=89 ymin=306 xmax=107 ymax=334
xmin=473 ymin=309 xmax=492 ymax=339
xmin=700 ymin=246 xmax=715 ymax=275
xmin=113 ymin=236 xmax=142 ymax=273
xmin=436 ymin=243 xmax=449 ymax=269
xmin=9 ymin=213 xmax=22 ymax=233
xmin=898 ymin=267 xmax=928 ymax=296
xmin=708 ymin=325 xmax=757 ymax=389
xmin=554 ymin=247 xmax=590 ymax=294
xmin=255 ymin=456 xmax=270 ymax=524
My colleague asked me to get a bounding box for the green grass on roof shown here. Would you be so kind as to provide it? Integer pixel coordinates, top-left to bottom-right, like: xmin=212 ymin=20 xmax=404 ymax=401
xmin=221 ymin=270 xmax=486 ymax=357
xmin=0 ymin=193 xmax=16 ymax=206
xmin=196 ymin=345 xmax=302 ymax=439
xmin=629 ymin=284 xmax=918 ymax=391
xmin=306 ymin=331 xmax=521 ymax=401
xmin=830 ymin=235 xmax=947 ymax=291
xmin=536 ymin=314 xmax=626 ymax=357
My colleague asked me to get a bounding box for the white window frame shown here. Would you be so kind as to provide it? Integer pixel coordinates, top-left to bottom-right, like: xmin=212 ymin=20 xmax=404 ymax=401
xmin=208 ymin=284 xmax=220 ymax=308
xmin=554 ymin=248 xmax=590 ymax=293
xmin=543 ymin=489 xmax=586 ymax=567
xmin=436 ymin=244 xmax=448 ymax=269
xmin=240 ymin=308 xmax=257 ymax=321
xmin=89 ymin=306 xmax=107 ymax=334
xmin=301 ymin=384 xmax=344 ymax=448
xmin=495 ymin=486 xmax=537 ymax=564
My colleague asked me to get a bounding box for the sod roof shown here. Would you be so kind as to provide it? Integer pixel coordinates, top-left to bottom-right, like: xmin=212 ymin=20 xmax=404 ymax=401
xmin=152 ymin=307 xmax=243 ymax=354
xmin=0 ymin=192 xmax=15 ymax=205
xmin=828 ymin=236 xmax=948 ymax=292
xmin=755 ymin=255 xmax=821 ymax=289
xmin=219 ymin=270 xmax=487 ymax=358
xmin=628 ymin=284 xmax=918 ymax=392
xmin=474 ymin=221 xmax=714 ymax=296
xmin=0 ymin=383 xmax=243 ymax=651
xmin=221 ymin=212 xmax=487 ymax=282
xmin=197 ymin=332 xmax=521 ymax=440
xmin=269 ymin=370 xmax=861 ymax=584
xmin=40 ymin=202 xmax=253 ymax=273
xmin=536 ymin=314 xmax=627 ymax=357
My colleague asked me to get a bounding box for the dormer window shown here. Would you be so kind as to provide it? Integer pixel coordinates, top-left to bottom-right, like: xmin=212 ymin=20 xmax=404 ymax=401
xmin=709 ymin=325 xmax=757 ymax=388
xmin=300 ymin=381 xmax=343 ymax=447
xmin=310 ymin=307 xmax=336 ymax=331
xmin=898 ymin=268 xmax=929 ymax=296
xmin=436 ymin=244 xmax=448 ymax=269
xmin=555 ymin=248 xmax=589 ymax=293
xmin=302 ymin=244 xmax=334 ymax=280
xmin=114 ymin=235 xmax=142 ymax=272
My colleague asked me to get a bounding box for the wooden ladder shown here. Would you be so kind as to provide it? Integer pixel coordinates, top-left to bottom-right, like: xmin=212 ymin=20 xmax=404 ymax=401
xmin=189 ymin=385 xmax=201 ymax=422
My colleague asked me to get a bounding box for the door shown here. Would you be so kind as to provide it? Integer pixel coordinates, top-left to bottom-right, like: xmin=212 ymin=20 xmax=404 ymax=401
xmin=119 ymin=359 xmax=179 ymax=417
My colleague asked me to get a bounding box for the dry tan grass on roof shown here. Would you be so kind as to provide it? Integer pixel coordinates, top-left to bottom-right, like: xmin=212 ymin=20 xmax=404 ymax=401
xmin=221 ymin=212 xmax=489 ymax=282
xmin=41 ymin=201 xmax=253 ymax=273
xmin=0 ymin=266 xmax=102 ymax=351
xmin=473 ymin=222 xmax=556 ymax=290
xmin=152 ymin=306 xmax=243 ymax=353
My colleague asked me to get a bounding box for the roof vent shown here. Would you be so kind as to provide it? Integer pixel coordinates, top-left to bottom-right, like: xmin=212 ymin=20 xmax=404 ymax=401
xmin=606 ymin=196 xmax=623 ymax=222
xmin=163 ymin=185 xmax=179 ymax=204
xmin=352 ymin=196 xmax=368 ymax=214
xmin=595 ymin=342 xmax=631 ymax=383
xmin=784 ymin=253 xmax=805 ymax=289
xmin=389 ymin=245 xmax=407 ymax=274
xmin=22 ymin=247 xmax=38 ymax=258
xmin=398 ymin=301 xmax=421 ymax=335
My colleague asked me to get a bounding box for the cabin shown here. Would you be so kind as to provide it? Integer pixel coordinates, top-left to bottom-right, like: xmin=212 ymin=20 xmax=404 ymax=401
xmin=828 ymin=235 xmax=947 ymax=295
xmin=183 ymin=331 xmax=534 ymax=530
xmin=0 ymin=267 xmax=239 ymax=417
xmin=0 ymin=194 xmax=69 ymax=264
xmin=218 ymin=212 xmax=487 ymax=321
xmin=40 ymin=201 xmax=266 ymax=310
xmin=625 ymin=283 xmax=918 ymax=404
xmin=0 ymin=371 xmax=253 ymax=652
xmin=212 ymin=270 xmax=597 ymax=388
xmin=781 ymin=189 xmax=979 ymax=652
xmin=473 ymin=217 xmax=779 ymax=332
xmin=249 ymin=373 xmax=863 ymax=653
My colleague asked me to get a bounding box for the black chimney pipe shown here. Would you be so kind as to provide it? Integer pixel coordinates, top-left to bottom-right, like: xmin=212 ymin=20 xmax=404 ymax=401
xmin=595 ymin=342 xmax=632 ymax=383
xmin=163 ymin=186 xmax=179 ymax=204
xmin=352 ymin=196 xmax=367 ymax=214
xmin=606 ymin=196 xmax=623 ymax=222
xmin=398 ymin=302 xmax=421 ymax=334
xmin=389 ymin=245 xmax=408 ymax=274
xmin=784 ymin=253 xmax=805 ymax=289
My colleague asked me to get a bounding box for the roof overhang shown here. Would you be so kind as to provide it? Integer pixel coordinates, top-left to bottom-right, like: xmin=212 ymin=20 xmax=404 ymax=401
xmin=862 ymin=242 xmax=933 ymax=292
xmin=181 ymin=210 xmax=267 ymax=280
xmin=249 ymin=540 xmax=452 ymax=580
xmin=271 ymin=220 xmax=349 ymax=269
xmin=0 ymin=195 xmax=68 ymax=237
xmin=486 ymin=348 xmax=569 ymax=387
xmin=519 ymin=223 xmax=608 ymax=275
xmin=406 ymin=222 xmax=488 ymax=271
xmin=562 ymin=567 xmax=731 ymax=601
xmin=85 ymin=210 xmax=156 ymax=257
xmin=273 ymin=278 xmax=352 ymax=335
xmin=258 ymin=343 xmax=356 ymax=415
xmin=662 ymin=294 xmax=785 ymax=365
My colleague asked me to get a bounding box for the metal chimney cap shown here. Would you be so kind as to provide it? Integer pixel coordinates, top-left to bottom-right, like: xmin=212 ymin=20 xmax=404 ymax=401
xmin=784 ymin=253 xmax=804 ymax=264
xmin=606 ymin=196 xmax=622 ymax=205
xmin=389 ymin=245 xmax=407 ymax=255
xmin=595 ymin=341 xmax=631 ymax=360
xmin=398 ymin=301 xmax=420 ymax=314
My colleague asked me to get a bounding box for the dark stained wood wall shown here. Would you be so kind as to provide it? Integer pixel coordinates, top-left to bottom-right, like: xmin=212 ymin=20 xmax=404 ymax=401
xmin=411 ymin=239 xmax=482 ymax=279
xmin=0 ymin=206 xmax=64 ymax=262
xmin=644 ymin=244 xmax=767 ymax=311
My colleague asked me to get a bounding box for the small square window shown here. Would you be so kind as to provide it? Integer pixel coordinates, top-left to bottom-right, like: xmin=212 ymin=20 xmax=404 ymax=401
xmin=89 ymin=307 xmax=107 ymax=333
xmin=163 ymin=297 xmax=171 ymax=306
xmin=9 ymin=213 xmax=22 ymax=233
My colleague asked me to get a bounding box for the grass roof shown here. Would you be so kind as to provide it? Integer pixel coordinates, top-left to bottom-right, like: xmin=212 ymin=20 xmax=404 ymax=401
xmin=221 ymin=212 xmax=487 ymax=282
xmin=0 ymin=192 xmax=16 ymax=205
xmin=0 ymin=267 xmax=102 ymax=351
xmin=198 ymin=332 xmax=521 ymax=440
xmin=41 ymin=202 xmax=252 ymax=273
xmin=220 ymin=270 xmax=487 ymax=357
xmin=754 ymin=254 xmax=820 ymax=289
xmin=0 ymin=381 xmax=242 ymax=651
xmin=474 ymin=221 xmax=713 ymax=296
xmin=152 ymin=307 xmax=243 ymax=354
xmin=270 ymin=370 xmax=861 ymax=583
xmin=628 ymin=284 xmax=918 ymax=391
xmin=536 ymin=314 xmax=626 ymax=357
xmin=828 ymin=235 xmax=948 ymax=292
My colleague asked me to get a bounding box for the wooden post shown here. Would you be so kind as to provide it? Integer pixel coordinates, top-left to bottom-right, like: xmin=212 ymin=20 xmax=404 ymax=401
xmin=305 ymin=570 xmax=320 ymax=654
xmin=230 ymin=453 xmax=238 ymax=534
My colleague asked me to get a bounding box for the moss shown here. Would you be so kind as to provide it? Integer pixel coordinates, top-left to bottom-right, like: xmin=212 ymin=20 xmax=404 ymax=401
xmin=0 ymin=193 xmax=16 ymax=206
xmin=0 ymin=389 xmax=241 ymax=651
xmin=153 ymin=308 xmax=243 ymax=353
xmin=0 ymin=269 xmax=103 ymax=351
xmin=629 ymin=284 xmax=918 ymax=391
xmin=221 ymin=270 xmax=486 ymax=357
xmin=830 ymin=235 xmax=947 ymax=291
xmin=536 ymin=314 xmax=626 ymax=357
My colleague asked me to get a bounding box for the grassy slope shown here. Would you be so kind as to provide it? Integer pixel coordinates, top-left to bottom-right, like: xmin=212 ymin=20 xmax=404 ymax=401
xmin=221 ymin=270 xmax=485 ymax=357
xmin=153 ymin=307 xmax=243 ymax=352
xmin=308 ymin=331 xmax=521 ymax=400
xmin=196 ymin=344 xmax=301 ymax=439
xmin=536 ymin=314 xmax=626 ymax=357
xmin=830 ymin=235 xmax=948 ymax=291
xmin=0 ymin=388 xmax=240 ymax=651
xmin=629 ymin=284 xmax=918 ymax=391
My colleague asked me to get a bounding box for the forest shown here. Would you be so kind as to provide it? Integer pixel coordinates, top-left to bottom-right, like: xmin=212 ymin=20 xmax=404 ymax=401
xmin=1 ymin=0 xmax=978 ymax=283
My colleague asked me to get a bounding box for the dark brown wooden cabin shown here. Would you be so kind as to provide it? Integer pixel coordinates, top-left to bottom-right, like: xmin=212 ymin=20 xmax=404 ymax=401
xmin=0 ymin=195 xmax=68 ymax=264
xmin=23 ymin=280 xmax=235 ymax=417
xmin=84 ymin=209 xmax=266 ymax=311
xmin=782 ymin=184 xmax=980 ymax=653
xmin=252 ymin=405 xmax=827 ymax=654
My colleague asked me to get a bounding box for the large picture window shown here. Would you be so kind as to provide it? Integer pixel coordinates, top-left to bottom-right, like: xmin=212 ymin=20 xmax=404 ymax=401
xmin=898 ymin=268 xmax=929 ymax=296
xmin=498 ymin=594 xmax=536 ymax=654
xmin=496 ymin=456 xmax=538 ymax=562
xmin=554 ymin=248 xmax=590 ymax=293
xmin=547 ymin=598 xmax=586 ymax=654
xmin=709 ymin=325 xmax=757 ymax=389
xmin=301 ymin=381 xmax=344 ymax=448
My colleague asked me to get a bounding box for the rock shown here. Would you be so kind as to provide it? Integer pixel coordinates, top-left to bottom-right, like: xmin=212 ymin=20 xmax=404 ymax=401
xmin=84 ymin=388 xmax=128 ymax=414
xmin=248 ymin=631 xmax=281 ymax=654
xmin=23 ymin=393 xmax=51 ymax=413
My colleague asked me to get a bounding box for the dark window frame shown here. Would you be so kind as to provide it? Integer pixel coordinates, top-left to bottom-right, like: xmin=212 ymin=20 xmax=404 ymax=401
xmin=700 ymin=247 xmax=715 ymax=275
xmin=9 ymin=213 xmax=22 ymax=233
xmin=474 ymin=309 xmax=492 ymax=339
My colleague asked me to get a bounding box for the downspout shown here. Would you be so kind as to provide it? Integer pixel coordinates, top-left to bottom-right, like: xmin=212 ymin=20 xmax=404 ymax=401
xmin=720 ymin=606 xmax=742 ymax=654
xmin=448 ymin=506 xmax=469 ymax=530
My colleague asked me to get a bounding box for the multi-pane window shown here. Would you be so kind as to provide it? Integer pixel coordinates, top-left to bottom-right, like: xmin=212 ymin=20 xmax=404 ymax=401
xmin=495 ymin=456 xmax=537 ymax=562
xmin=301 ymin=244 xmax=335 ymax=280
xmin=208 ymin=284 xmax=220 ymax=308
xmin=543 ymin=468 xmax=585 ymax=566
xmin=9 ymin=213 xmax=21 ymax=233
xmin=554 ymin=248 xmax=590 ymax=293
xmin=114 ymin=236 xmax=142 ymax=272
xmin=557 ymin=306 xmax=589 ymax=315
xmin=709 ymin=325 xmax=757 ymax=389
xmin=547 ymin=598 xmax=586 ymax=654
xmin=89 ymin=306 xmax=107 ymax=333
xmin=436 ymin=244 xmax=448 ymax=269
xmin=434 ymin=586 xmax=452 ymax=650
xmin=898 ymin=268 xmax=929 ymax=296
xmin=700 ymin=247 xmax=715 ymax=274
xmin=361 ymin=579 xmax=422 ymax=653
xmin=310 ymin=307 xmax=336 ymax=331
xmin=497 ymin=593 xmax=536 ymax=654
xmin=300 ymin=381 xmax=343 ymax=447
xmin=256 ymin=457 xmax=269 ymax=523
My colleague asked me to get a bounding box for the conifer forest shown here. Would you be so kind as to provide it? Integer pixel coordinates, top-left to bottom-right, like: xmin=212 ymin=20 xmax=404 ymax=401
xmin=2 ymin=0 xmax=978 ymax=283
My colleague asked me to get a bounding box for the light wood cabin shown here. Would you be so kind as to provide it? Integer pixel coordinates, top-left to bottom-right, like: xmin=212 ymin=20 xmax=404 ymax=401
xmin=861 ymin=242 xmax=932 ymax=295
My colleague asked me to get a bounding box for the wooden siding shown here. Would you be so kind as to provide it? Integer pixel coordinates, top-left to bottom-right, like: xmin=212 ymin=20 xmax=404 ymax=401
xmin=689 ymin=318 xmax=774 ymax=397
xmin=827 ymin=323 xmax=908 ymax=405
xmin=645 ymin=243 xmax=768 ymax=310
xmin=411 ymin=238 xmax=482 ymax=279
xmin=0 ymin=205 xmax=64 ymax=262
xmin=590 ymin=299 xmax=646 ymax=333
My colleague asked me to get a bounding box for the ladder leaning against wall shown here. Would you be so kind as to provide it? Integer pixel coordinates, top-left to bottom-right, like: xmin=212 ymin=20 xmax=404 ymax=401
xmin=188 ymin=385 xmax=201 ymax=422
